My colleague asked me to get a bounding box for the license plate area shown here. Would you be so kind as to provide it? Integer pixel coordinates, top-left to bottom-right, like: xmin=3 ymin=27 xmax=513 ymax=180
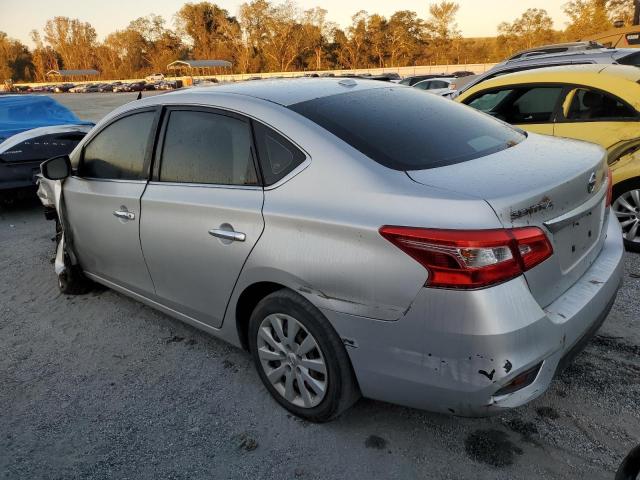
xmin=554 ymin=203 xmax=605 ymax=272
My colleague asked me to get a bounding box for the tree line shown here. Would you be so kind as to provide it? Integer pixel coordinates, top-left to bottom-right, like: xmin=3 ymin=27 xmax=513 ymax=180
xmin=0 ymin=0 xmax=635 ymax=82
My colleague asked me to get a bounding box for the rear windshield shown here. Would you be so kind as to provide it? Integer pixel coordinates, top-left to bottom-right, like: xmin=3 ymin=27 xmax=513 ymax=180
xmin=288 ymin=87 xmax=525 ymax=170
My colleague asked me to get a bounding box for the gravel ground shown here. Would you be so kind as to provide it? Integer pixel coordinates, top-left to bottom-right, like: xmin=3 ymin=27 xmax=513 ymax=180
xmin=1 ymin=93 xmax=639 ymax=479
xmin=1 ymin=200 xmax=639 ymax=480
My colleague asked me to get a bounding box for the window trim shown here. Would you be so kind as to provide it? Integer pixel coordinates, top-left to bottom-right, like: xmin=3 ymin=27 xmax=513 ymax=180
xmin=75 ymin=106 xmax=161 ymax=182
xmin=152 ymin=105 xmax=262 ymax=188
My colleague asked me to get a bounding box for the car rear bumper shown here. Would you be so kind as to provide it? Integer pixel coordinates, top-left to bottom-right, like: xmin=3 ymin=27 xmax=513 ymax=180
xmin=322 ymin=213 xmax=624 ymax=415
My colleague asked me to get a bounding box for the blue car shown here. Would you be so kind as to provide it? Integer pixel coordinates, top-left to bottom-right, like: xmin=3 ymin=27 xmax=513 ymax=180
xmin=0 ymin=95 xmax=93 ymax=197
xmin=0 ymin=95 xmax=92 ymax=143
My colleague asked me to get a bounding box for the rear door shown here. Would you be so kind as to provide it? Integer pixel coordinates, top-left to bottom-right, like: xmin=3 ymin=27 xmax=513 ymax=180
xmin=463 ymin=85 xmax=564 ymax=136
xmin=553 ymin=86 xmax=640 ymax=151
xmin=140 ymin=107 xmax=264 ymax=328
xmin=63 ymin=109 xmax=158 ymax=295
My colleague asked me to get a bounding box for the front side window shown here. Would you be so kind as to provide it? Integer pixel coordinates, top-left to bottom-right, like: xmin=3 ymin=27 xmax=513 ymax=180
xmin=159 ymin=110 xmax=257 ymax=186
xmin=81 ymin=111 xmax=155 ymax=180
xmin=565 ymin=88 xmax=637 ymax=121
xmin=465 ymin=86 xmax=563 ymax=124
xmin=467 ymin=89 xmax=514 ymax=112
xmin=510 ymin=87 xmax=563 ymax=123
xmin=289 ymin=87 xmax=525 ymax=171
xmin=414 ymin=81 xmax=431 ymax=90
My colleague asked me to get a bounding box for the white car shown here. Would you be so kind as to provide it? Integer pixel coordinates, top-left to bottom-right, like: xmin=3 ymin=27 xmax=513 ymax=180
xmin=146 ymin=73 xmax=165 ymax=82
xmin=413 ymin=78 xmax=456 ymax=97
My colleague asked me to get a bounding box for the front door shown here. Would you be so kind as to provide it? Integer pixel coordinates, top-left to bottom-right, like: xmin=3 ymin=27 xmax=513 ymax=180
xmin=63 ymin=109 xmax=158 ymax=295
xmin=140 ymin=108 xmax=265 ymax=328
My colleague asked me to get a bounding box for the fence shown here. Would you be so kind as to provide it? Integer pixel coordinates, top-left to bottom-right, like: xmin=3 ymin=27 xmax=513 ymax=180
xmin=197 ymin=63 xmax=498 ymax=82
xmin=11 ymin=62 xmax=498 ymax=88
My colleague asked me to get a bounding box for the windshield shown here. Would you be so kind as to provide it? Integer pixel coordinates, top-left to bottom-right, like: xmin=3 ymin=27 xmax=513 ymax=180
xmin=289 ymin=87 xmax=525 ymax=170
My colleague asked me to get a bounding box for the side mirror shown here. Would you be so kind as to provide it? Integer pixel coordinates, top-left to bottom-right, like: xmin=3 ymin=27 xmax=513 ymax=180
xmin=41 ymin=155 xmax=71 ymax=180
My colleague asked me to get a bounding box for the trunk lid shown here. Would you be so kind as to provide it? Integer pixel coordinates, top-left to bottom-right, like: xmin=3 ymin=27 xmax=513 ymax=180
xmin=407 ymin=133 xmax=609 ymax=307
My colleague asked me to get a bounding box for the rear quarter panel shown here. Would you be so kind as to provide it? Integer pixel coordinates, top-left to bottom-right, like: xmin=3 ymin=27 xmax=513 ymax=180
xmin=226 ymin=109 xmax=505 ymax=321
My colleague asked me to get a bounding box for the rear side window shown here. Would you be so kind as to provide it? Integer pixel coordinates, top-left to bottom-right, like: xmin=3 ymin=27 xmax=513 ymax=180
xmin=566 ymin=88 xmax=637 ymax=120
xmin=82 ymin=111 xmax=155 ymax=180
xmin=159 ymin=110 xmax=258 ymax=186
xmin=253 ymin=122 xmax=305 ymax=185
xmin=289 ymin=87 xmax=524 ymax=171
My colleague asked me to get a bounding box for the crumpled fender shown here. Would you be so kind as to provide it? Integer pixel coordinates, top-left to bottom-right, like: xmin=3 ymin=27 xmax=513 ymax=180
xmin=50 ymin=178 xmax=78 ymax=275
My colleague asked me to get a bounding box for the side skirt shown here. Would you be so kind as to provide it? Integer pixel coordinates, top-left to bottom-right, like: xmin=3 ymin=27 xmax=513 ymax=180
xmin=83 ymin=271 xmax=242 ymax=347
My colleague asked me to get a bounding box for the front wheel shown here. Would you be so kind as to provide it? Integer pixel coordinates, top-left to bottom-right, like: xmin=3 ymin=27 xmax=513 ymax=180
xmin=612 ymin=179 xmax=640 ymax=253
xmin=248 ymin=289 xmax=360 ymax=422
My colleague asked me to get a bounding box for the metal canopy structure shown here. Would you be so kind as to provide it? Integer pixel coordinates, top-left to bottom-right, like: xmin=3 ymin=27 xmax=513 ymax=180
xmin=46 ymin=69 xmax=100 ymax=81
xmin=166 ymin=60 xmax=232 ymax=77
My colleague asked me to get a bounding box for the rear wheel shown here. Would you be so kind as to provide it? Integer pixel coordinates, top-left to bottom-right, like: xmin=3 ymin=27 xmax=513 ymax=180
xmin=612 ymin=179 xmax=640 ymax=253
xmin=248 ymin=289 xmax=360 ymax=422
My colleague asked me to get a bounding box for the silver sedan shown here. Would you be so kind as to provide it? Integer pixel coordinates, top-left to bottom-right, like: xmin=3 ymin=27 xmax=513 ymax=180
xmin=41 ymin=78 xmax=624 ymax=422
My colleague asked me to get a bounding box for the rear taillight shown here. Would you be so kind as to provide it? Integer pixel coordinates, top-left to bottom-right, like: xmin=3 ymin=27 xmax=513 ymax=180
xmin=379 ymin=226 xmax=553 ymax=289
xmin=606 ymin=168 xmax=613 ymax=208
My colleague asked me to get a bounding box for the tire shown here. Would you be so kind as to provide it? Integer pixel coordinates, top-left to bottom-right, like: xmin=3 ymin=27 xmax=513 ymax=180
xmin=248 ymin=289 xmax=360 ymax=422
xmin=612 ymin=178 xmax=640 ymax=253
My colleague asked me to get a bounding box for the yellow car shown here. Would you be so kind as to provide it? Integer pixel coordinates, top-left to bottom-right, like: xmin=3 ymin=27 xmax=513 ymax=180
xmin=456 ymin=64 xmax=640 ymax=251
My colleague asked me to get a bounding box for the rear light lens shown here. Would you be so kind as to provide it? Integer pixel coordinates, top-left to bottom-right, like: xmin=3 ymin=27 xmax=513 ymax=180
xmin=606 ymin=167 xmax=613 ymax=208
xmin=494 ymin=362 xmax=542 ymax=396
xmin=379 ymin=226 xmax=553 ymax=289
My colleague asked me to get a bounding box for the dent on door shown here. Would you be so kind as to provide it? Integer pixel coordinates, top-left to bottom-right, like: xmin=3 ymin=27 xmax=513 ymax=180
xmin=139 ymin=185 xmax=265 ymax=329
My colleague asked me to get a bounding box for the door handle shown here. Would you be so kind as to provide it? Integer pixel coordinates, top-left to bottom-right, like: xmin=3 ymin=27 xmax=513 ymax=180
xmin=113 ymin=210 xmax=135 ymax=220
xmin=208 ymin=228 xmax=246 ymax=242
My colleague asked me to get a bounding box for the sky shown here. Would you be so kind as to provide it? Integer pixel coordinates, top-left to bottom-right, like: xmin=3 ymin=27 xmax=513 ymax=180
xmin=0 ymin=0 xmax=570 ymax=46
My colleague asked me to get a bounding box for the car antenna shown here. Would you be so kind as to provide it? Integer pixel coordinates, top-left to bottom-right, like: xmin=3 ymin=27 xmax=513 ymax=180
xmin=137 ymin=91 xmax=142 ymax=100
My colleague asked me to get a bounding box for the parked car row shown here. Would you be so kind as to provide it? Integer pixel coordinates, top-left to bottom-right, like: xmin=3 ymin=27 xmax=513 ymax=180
xmin=14 ymin=80 xmax=182 ymax=94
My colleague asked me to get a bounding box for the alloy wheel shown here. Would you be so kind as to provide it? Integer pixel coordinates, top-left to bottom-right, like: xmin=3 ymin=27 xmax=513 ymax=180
xmin=613 ymin=189 xmax=640 ymax=244
xmin=256 ymin=313 xmax=328 ymax=408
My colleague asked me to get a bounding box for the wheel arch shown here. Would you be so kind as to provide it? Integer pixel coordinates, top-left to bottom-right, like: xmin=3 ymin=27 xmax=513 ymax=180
xmin=234 ymin=281 xmax=287 ymax=351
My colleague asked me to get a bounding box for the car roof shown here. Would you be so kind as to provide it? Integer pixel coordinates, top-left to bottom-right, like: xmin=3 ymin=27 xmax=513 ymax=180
xmin=494 ymin=47 xmax=640 ymax=70
xmin=459 ymin=64 xmax=640 ymax=108
xmin=169 ymin=77 xmax=392 ymax=106
xmin=480 ymin=63 xmax=640 ymax=83
xmin=414 ymin=78 xmax=454 ymax=84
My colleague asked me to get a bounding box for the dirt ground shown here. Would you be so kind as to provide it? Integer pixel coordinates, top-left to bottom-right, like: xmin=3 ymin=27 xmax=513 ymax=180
xmin=1 ymin=93 xmax=639 ymax=479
